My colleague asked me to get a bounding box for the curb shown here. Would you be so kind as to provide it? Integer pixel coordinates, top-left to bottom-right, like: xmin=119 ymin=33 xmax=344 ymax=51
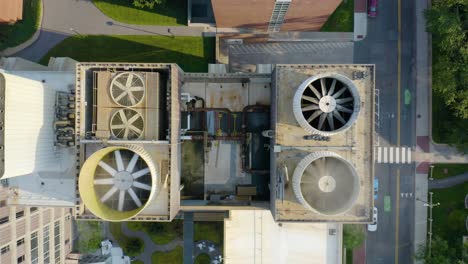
xmin=0 ymin=0 xmax=44 ymax=57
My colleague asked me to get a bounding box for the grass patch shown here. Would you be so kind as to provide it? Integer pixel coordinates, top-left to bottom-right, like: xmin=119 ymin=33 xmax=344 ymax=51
xmin=0 ymin=0 xmax=42 ymax=51
xmin=40 ymin=35 xmax=214 ymax=72
xmin=346 ymin=248 xmax=353 ymax=264
xmin=92 ymin=0 xmax=186 ymax=26
xmin=320 ymin=0 xmax=354 ymax=32
xmin=75 ymin=221 xmax=104 ymax=253
xmin=194 ymin=221 xmax=224 ymax=254
xmin=432 ymin=179 xmax=468 ymax=258
xmin=432 ymin=164 xmax=468 ymax=180
xmin=132 ymin=261 xmax=144 ymax=264
xmin=195 ymin=253 xmax=211 ymax=264
xmin=151 ymin=246 xmax=183 ymax=264
xmin=109 ymin=223 xmax=144 ymax=257
xmin=127 ymin=221 xmax=183 ymax=245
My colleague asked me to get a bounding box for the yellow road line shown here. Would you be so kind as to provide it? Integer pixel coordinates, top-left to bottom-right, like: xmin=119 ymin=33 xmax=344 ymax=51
xmin=395 ymin=0 xmax=402 ymax=262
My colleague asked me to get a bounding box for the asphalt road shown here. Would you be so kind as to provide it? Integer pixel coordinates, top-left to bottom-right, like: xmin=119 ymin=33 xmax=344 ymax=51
xmin=354 ymin=0 xmax=417 ymax=263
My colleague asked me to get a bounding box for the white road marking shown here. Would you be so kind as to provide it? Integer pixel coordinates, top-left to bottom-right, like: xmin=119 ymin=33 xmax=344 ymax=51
xmin=389 ymin=147 xmax=394 ymax=163
xmin=401 ymin=147 xmax=406 ymax=163
xmin=407 ymin=147 xmax=411 ymax=164
xmin=383 ymin=147 xmax=388 ymax=163
xmin=377 ymin=147 xmax=382 ymax=163
xmin=395 ymin=147 xmax=400 ymax=163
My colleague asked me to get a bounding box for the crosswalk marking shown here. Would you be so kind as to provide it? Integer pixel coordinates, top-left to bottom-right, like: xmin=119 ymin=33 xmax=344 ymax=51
xmin=383 ymin=147 xmax=388 ymax=163
xmin=375 ymin=146 xmax=412 ymax=164
xmin=389 ymin=147 xmax=394 ymax=163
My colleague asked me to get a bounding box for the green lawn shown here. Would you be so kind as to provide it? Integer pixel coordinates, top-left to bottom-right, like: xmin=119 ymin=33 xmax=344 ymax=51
xmin=432 ymin=164 xmax=468 ymax=180
xmin=151 ymin=246 xmax=183 ymax=264
xmin=195 ymin=253 xmax=211 ymax=264
xmin=109 ymin=223 xmax=144 ymax=257
xmin=194 ymin=222 xmax=223 ymax=245
xmin=40 ymin=35 xmax=214 ymax=72
xmin=92 ymin=0 xmax=186 ymax=26
xmin=127 ymin=220 xmax=183 ymax=245
xmin=320 ymin=0 xmax=354 ymax=32
xmin=432 ymin=179 xmax=468 ymax=258
xmin=0 ymin=0 xmax=42 ymax=51
xmin=346 ymin=248 xmax=353 ymax=264
xmin=132 ymin=261 xmax=144 ymax=264
xmin=75 ymin=221 xmax=104 ymax=253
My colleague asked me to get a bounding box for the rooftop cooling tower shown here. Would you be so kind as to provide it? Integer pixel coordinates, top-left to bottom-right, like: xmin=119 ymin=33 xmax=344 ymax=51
xmin=293 ymin=73 xmax=360 ymax=135
xmin=110 ymin=72 xmax=146 ymax=107
xmin=110 ymin=108 xmax=145 ymax=140
xmin=292 ymin=152 xmax=360 ymax=215
xmin=79 ymin=145 xmax=159 ymax=221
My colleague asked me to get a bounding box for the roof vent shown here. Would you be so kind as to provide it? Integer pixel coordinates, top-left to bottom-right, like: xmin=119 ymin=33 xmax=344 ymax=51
xmin=293 ymin=73 xmax=360 ymax=135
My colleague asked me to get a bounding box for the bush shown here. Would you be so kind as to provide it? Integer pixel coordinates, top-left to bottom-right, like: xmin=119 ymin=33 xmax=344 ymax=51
xmin=343 ymin=224 xmax=365 ymax=249
xmin=124 ymin=238 xmax=144 ymax=256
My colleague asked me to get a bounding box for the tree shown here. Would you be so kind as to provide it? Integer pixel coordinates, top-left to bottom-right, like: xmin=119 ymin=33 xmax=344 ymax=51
xmin=415 ymin=236 xmax=463 ymax=264
xmin=343 ymin=224 xmax=365 ymax=249
xmin=123 ymin=237 xmax=143 ymax=256
xmin=132 ymin=0 xmax=165 ymax=9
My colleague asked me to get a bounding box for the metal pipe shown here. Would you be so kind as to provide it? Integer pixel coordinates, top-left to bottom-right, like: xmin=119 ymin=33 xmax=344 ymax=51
xmin=78 ymin=139 xmax=170 ymax=144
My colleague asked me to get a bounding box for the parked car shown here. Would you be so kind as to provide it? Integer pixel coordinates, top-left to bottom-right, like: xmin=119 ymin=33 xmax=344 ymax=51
xmin=368 ymin=207 xmax=378 ymax=231
xmin=368 ymin=0 xmax=378 ymax=17
xmin=374 ymin=178 xmax=379 ymax=200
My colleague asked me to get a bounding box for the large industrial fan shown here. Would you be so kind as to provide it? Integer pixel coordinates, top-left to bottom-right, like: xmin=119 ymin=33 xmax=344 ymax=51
xmin=110 ymin=108 xmax=145 ymax=140
xmin=292 ymin=152 xmax=360 ymax=215
xmin=293 ymin=73 xmax=360 ymax=135
xmin=79 ymin=146 xmax=159 ymax=221
xmin=110 ymin=72 xmax=146 ymax=107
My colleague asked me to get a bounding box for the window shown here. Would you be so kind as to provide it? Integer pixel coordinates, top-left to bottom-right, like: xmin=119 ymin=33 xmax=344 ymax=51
xmin=268 ymin=0 xmax=291 ymax=32
xmin=15 ymin=210 xmax=24 ymax=219
xmin=54 ymin=221 xmax=61 ymax=264
xmin=66 ymin=215 xmax=71 ymax=221
xmin=0 ymin=200 xmax=6 ymax=207
xmin=1 ymin=245 xmax=9 ymax=255
xmin=0 ymin=216 xmax=8 ymax=224
xmin=30 ymin=231 xmax=38 ymax=264
xmin=17 ymin=255 xmax=25 ymax=263
xmin=43 ymin=225 xmax=50 ymax=263
xmin=65 ymin=239 xmax=69 ymax=245
xmin=30 ymin=207 xmax=38 ymax=213
xmin=16 ymin=238 xmax=24 ymax=246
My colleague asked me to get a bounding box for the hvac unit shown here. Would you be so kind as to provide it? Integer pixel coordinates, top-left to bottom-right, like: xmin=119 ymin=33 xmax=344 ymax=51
xmin=292 ymin=151 xmax=360 ymax=216
xmin=78 ymin=145 xmax=160 ymax=221
xmin=94 ymin=71 xmax=162 ymax=140
xmin=293 ymin=73 xmax=361 ymax=136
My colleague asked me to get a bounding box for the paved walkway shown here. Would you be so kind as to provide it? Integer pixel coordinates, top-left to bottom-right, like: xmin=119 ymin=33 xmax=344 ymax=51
xmin=183 ymin=212 xmax=194 ymax=264
xmin=103 ymin=222 xmax=183 ymax=263
xmin=429 ymin=172 xmax=468 ymax=190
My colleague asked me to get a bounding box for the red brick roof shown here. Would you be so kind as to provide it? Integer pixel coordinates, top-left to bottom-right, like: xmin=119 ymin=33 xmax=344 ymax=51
xmin=0 ymin=0 xmax=23 ymax=24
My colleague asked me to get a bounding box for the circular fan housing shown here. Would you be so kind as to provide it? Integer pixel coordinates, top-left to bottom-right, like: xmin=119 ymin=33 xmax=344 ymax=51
xmin=78 ymin=146 xmax=159 ymax=221
xmin=293 ymin=73 xmax=360 ymax=136
xmin=292 ymin=152 xmax=360 ymax=215
xmin=110 ymin=72 xmax=145 ymax=107
xmin=110 ymin=108 xmax=144 ymax=140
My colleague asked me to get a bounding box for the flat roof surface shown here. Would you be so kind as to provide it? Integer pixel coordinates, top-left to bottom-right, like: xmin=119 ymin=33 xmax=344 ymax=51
xmin=225 ymin=210 xmax=342 ymax=264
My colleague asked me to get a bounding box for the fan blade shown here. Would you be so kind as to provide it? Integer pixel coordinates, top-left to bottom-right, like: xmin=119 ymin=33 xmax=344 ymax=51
xmin=98 ymin=161 xmax=117 ymax=176
xmin=114 ymin=81 xmax=127 ymax=91
xmin=123 ymin=127 xmax=129 ymax=139
xmin=126 ymin=73 xmax=134 ymax=87
xmin=333 ymin=87 xmax=347 ymax=98
xmin=302 ymin=95 xmax=319 ymax=104
xmin=119 ymin=110 xmax=128 ymax=125
xmin=118 ymin=190 xmax=125 ymax=211
xmin=327 ymin=113 xmax=334 ymax=131
xmin=335 ymin=97 xmax=354 ymax=104
xmin=114 ymin=150 xmax=124 ymax=171
xmin=133 ymin=181 xmax=152 ymax=191
xmin=132 ymin=168 xmax=150 ymax=179
xmin=307 ymin=110 xmax=322 ymax=123
xmin=336 ymin=105 xmax=353 ymax=113
xmin=101 ymin=186 xmax=118 ymax=202
xmin=111 ymin=124 xmax=125 ymax=129
xmin=94 ymin=178 xmax=114 ymax=185
xmin=114 ymin=91 xmax=128 ymax=102
xmin=328 ymin=79 xmax=336 ymax=95
xmin=332 ymin=110 xmax=347 ymax=124
xmin=320 ymin=78 xmax=327 ymax=96
xmin=128 ymin=188 xmax=142 ymax=207
xmin=126 ymin=153 xmax=140 ymax=172
xmin=129 ymin=125 xmax=142 ymax=135
xmin=302 ymin=105 xmax=320 ymax=111
xmin=308 ymin=84 xmax=322 ymax=99
xmin=129 ymin=86 xmax=144 ymax=92
xmin=318 ymin=113 xmax=327 ymax=130
xmin=128 ymin=91 xmax=136 ymax=105
xmin=127 ymin=113 xmax=141 ymax=125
